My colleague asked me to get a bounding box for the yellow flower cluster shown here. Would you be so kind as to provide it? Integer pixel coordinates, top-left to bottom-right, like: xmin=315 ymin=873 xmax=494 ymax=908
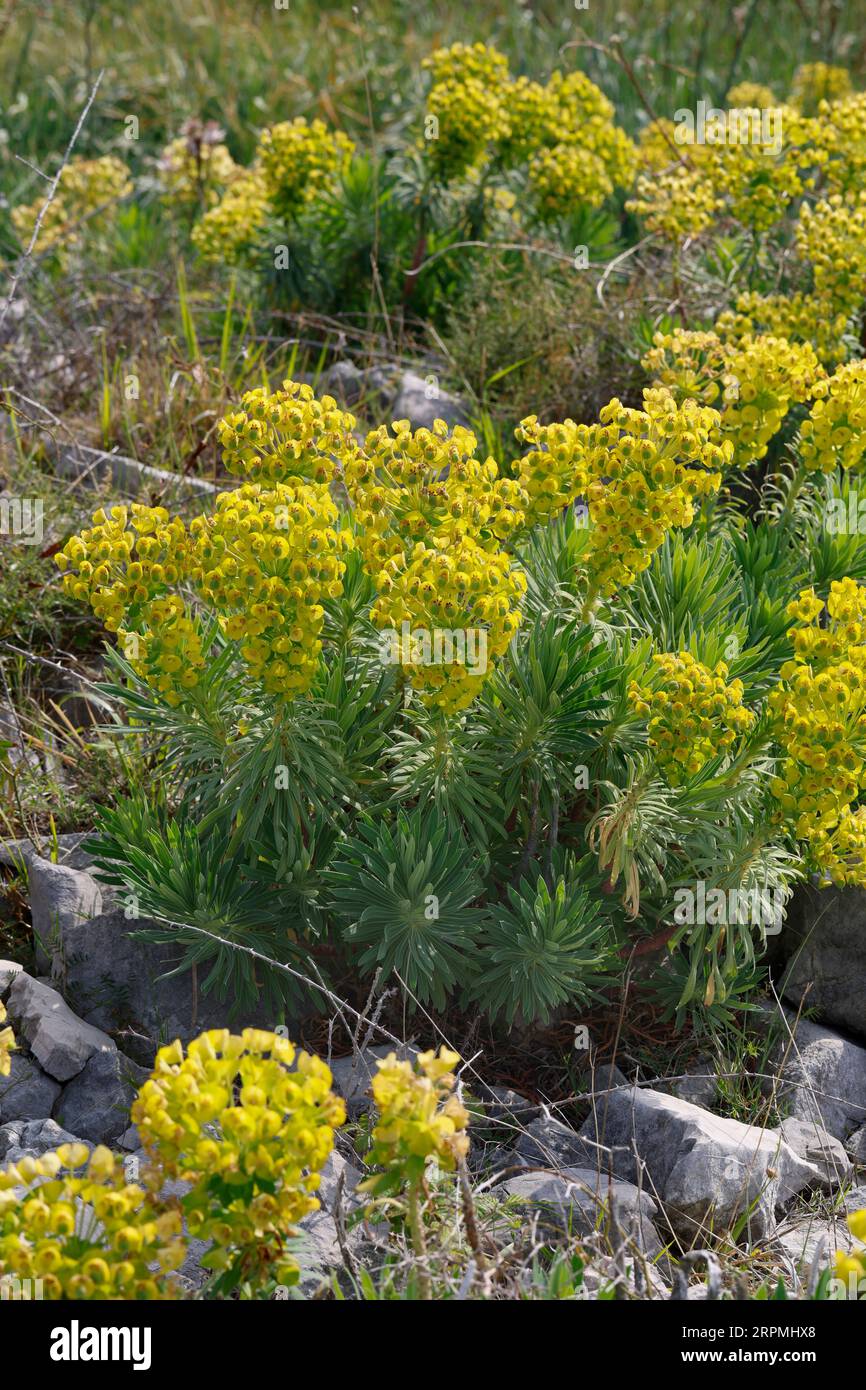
xmin=11 ymin=154 xmax=131 ymax=259
xmin=726 ymin=82 xmax=777 ymax=110
xmin=629 ymin=652 xmax=754 ymax=783
xmin=55 ymin=504 xmax=204 ymax=705
xmin=811 ymin=93 xmax=866 ymax=194
xmin=627 ymin=165 xmax=721 ymax=241
xmin=190 ymin=168 xmax=269 ymax=264
xmin=642 ymin=328 xmax=731 ymax=406
xmin=132 ymin=1029 xmax=345 ymax=1293
xmin=716 ymin=334 xmax=821 ymax=465
xmin=705 ymin=127 xmax=808 ymax=233
xmin=361 ymin=1048 xmax=470 ymax=1187
xmin=513 ymin=390 xmax=728 ymax=595
xmin=369 ymin=536 xmax=525 ymax=711
xmin=347 ymin=418 xmax=526 ymax=568
xmin=715 ymin=291 xmax=850 ymax=367
xmin=0 ymin=1143 xmax=184 ymax=1300
xmin=158 ymin=136 xmax=238 ymax=209
xmin=191 ymin=118 xmax=351 ymax=264
xmin=425 ymin=71 xmax=508 ymax=181
xmin=835 ymin=1208 xmax=866 ymax=1294
xmin=769 ymin=580 xmax=866 ymax=886
xmin=644 ymin=330 xmax=822 ymax=466
xmin=0 ymin=1002 xmax=13 ymax=1077
xmin=529 ymin=143 xmax=613 ymax=221
xmin=421 ymin=42 xmax=635 ymax=207
xmin=191 ymin=481 xmax=348 ymax=698
xmin=342 ymin=415 xmax=527 ymax=707
xmin=218 ymin=379 xmax=358 ymax=485
xmin=512 ymin=413 xmax=606 ymax=526
xmin=581 ymin=389 xmax=730 ymax=596
xmin=589 ymin=389 xmax=733 ymax=594
xmin=495 ymin=76 xmax=560 ymax=164
xmin=789 ymin=62 xmax=853 ymax=114
xmin=799 ymin=361 xmax=866 ymax=474
xmin=796 ymin=193 xmax=866 ymax=318
xmin=258 ymin=117 xmax=354 ymax=220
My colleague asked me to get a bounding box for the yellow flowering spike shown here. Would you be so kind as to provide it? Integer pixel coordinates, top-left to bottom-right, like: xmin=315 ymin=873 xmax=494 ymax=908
xmin=191 ymin=168 xmax=269 ymax=264
xmin=799 ymin=361 xmax=866 ymax=474
xmin=369 ymin=535 xmax=525 ymax=712
xmin=796 ymin=193 xmax=866 ymax=318
xmin=217 ymin=377 xmax=358 ymax=486
xmin=132 ymin=1029 xmax=344 ymax=1295
xmin=715 ymin=290 xmax=850 ymax=367
xmin=0 ymin=1146 xmax=183 ymax=1299
xmin=629 ymin=651 xmax=755 ymax=785
xmin=257 ymin=117 xmax=354 ymax=221
xmin=361 ymin=1047 xmax=469 ymax=1190
xmin=11 ymin=154 xmax=131 ymax=263
xmin=627 ymin=165 xmax=721 ymax=242
xmin=769 ymin=579 xmax=866 ymax=886
xmin=789 ymin=62 xmax=852 ymax=115
xmin=158 ymin=133 xmax=238 ymax=210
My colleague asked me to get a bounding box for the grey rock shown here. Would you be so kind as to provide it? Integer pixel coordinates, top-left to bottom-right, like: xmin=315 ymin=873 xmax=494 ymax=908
xmin=499 ymin=1167 xmax=664 ymax=1258
xmin=320 ymin=360 xmax=364 ymax=405
xmin=0 ymin=1052 xmax=62 ymax=1122
xmin=54 ymin=1049 xmax=148 ymax=1145
xmin=328 ymin=1045 xmax=417 ymax=1113
xmin=666 ymin=1058 xmax=718 ymax=1110
xmin=470 ymin=1084 xmax=540 ymax=1133
xmin=390 ymin=370 xmax=470 ymax=432
xmin=6 ymin=972 xmax=115 ymax=1082
xmin=589 ymin=1062 xmax=629 ymax=1093
xmin=118 ymin=1125 xmax=140 ymax=1152
xmin=0 ymin=1117 xmax=85 ymax=1163
xmin=515 ymin=1113 xmax=610 ymax=1171
xmin=779 ymin=883 xmax=866 ymax=1040
xmin=29 ymin=854 xmax=103 ymax=971
xmin=845 ymin=1125 xmax=866 ymax=1165
xmin=0 ymin=833 xmax=91 ymax=872
xmin=0 ymin=960 xmax=22 ymax=1001
xmin=773 ymin=1014 xmax=866 ymax=1140
xmin=578 ymin=1085 xmax=822 ymax=1244
xmin=838 ymin=1183 xmax=866 ymax=1214
xmin=777 ymin=1117 xmax=852 ymax=1191
xmin=772 ymin=1213 xmax=855 ymax=1273
xmin=296 ymin=1152 xmax=364 ymax=1290
xmin=41 ymin=894 xmax=275 ymax=1053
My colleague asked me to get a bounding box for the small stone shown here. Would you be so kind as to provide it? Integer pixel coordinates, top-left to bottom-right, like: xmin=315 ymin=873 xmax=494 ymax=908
xmin=28 ymin=854 xmax=103 ymax=971
xmin=578 ymin=1085 xmax=822 ymax=1243
xmin=772 ymin=1014 xmax=866 ymax=1140
xmin=0 ymin=1117 xmax=86 ymax=1163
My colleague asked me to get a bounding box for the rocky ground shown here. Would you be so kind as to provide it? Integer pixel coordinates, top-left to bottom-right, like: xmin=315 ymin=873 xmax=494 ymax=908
xmin=2 ymin=830 xmax=865 ymax=1298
